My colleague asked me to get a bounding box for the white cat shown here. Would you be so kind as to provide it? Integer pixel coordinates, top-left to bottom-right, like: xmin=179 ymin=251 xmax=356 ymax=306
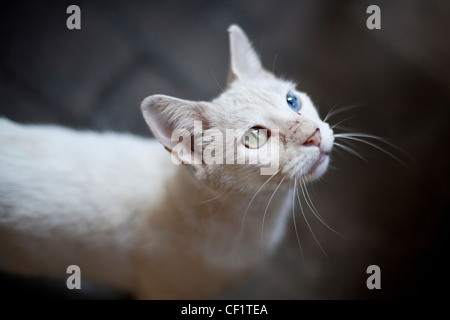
xmin=0 ymin=25 xmax=334 ymax=299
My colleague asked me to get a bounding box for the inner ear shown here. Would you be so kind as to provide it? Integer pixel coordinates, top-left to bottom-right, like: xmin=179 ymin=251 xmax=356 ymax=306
xmin=141 ymin=94 xmax=210 ymax=152
xmin=227 ymin=24 xmax=264 ymax=83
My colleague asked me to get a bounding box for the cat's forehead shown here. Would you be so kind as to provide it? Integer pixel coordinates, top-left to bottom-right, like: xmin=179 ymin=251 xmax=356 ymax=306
xmin=234 ymin=77 xmax=295 ymax=95
xmin=217 ymin=78 xmax=296 ymax=109
xmin=207 ymin=79 xmax=303 ymax=129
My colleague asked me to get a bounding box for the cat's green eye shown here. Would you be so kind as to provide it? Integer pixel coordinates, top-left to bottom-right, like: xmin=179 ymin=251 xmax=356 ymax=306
xmin=242 ymin=127 xmax=268 ymax=149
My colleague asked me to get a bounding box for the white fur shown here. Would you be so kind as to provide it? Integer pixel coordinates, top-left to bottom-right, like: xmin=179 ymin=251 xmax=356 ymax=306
xmin=0 ymin=25 xmax=333 ymax=299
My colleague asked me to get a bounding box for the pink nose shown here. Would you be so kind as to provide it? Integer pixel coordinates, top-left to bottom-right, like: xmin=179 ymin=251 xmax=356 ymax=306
xmin=303 ymin=128 xmax=321 ymax=147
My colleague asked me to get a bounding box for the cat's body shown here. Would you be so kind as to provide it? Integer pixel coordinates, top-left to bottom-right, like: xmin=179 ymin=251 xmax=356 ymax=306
xmin=0 ymin=118 xmax=290 ymax=298
xmin=0 ymin=25 xmax=334 ymax=298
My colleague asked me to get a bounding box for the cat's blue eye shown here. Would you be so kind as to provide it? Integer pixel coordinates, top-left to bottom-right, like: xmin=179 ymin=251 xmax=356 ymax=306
xmin=286 ymin=91 xmax=301 ymax=112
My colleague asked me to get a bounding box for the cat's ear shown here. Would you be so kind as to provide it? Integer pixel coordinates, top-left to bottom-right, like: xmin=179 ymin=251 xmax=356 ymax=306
xmin=141 ymin=94 xmax=208 ymax=163
xmin=227 ymin=24 xmax=264 ymax=83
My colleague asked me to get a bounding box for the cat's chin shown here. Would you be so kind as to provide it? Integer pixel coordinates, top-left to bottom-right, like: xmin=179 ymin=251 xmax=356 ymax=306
xmin=304 ymin=153 xmax=330 ymax=181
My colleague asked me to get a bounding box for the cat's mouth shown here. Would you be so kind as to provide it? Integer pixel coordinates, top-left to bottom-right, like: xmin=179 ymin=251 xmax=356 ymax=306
xmin=283 ymin=149 xmax=330 ymax=182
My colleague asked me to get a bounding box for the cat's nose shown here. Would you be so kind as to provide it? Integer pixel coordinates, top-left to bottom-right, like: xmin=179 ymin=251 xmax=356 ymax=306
xmin=303 ymin=128 xmax=321 ymax=147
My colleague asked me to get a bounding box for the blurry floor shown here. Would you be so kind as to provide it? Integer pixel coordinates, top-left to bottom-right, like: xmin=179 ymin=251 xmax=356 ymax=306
xmin=0 ymin=0 xmax=449 ymax=299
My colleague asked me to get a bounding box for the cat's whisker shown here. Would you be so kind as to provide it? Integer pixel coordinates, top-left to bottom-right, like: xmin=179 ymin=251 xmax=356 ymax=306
xmin=260 ymin=174 xmax=286 ymax=257
xmin=300 ymin=178 xmax=344 ymax=238
xmin=334 ymin=132 xmax=405 ymax=152
xmin=209 ymin=68 xmax=224 ymax=92
xmin=333 ymin=141 xmax=368 ymax=162
xmin=330 ymin=115 xmax=355 ymax=130
xmin=324 ymin=103 xmax=365 ymax=123
xmin=272 ymin=54 xmax=278 ymax=74
xmin=215 ymin=191 xmax=232 ymax=220
xmin=300 ymin=177 xmax=325 ymax=222
xmin=296 ymin=182 xmax=329 ymax=260
xmin=198 ymin=191 xmax=227 ymax=204
xmin=240 ymin=169 xmax=280 ymax=237
xmin=334 ymin=133 xmax=406 ymax=165
xmin=323 ymin=103 xmax=340 ymax=123
xmin=292 ymin=178 xmax=305 ymax=265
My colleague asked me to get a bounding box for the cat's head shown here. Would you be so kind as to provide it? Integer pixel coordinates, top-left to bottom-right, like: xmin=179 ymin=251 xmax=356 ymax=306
xmin=141 ymin=25 xmax=334 ymax=193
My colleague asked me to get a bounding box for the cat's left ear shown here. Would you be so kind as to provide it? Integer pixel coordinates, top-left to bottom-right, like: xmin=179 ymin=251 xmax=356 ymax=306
xmin=141 ymin=94 xmax=209 ymax=164
xmin=227 ymin=24 xmax=265 ymax=84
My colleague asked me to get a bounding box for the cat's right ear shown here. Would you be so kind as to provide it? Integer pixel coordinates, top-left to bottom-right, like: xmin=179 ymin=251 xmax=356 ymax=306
xmin=141 ymin=94 xmax=208 ymax=163
xmin=227 ymin=24 xmax=265 ymax=84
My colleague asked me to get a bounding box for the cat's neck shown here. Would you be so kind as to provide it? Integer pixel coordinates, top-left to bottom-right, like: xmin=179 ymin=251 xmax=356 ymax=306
xmin=151 ymin=165 xmax=292 ymax=263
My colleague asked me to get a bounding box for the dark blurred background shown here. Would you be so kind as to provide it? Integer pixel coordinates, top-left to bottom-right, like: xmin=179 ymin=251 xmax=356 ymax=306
xmin=0 ymin=0 xmax=448 ymax=299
